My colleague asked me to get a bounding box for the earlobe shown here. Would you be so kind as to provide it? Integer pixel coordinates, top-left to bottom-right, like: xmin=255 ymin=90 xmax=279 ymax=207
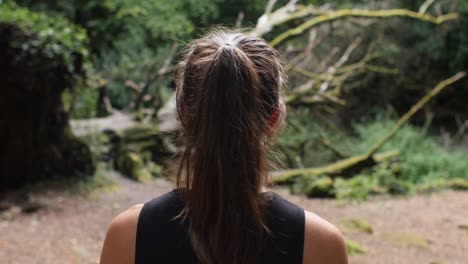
xmin=266 ymin=105 xmax=280 ymax=134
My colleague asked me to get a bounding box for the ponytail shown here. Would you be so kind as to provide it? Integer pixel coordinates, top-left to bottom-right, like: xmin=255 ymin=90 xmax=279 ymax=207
xmin=175 ymin=30 xmax=285 ymax=264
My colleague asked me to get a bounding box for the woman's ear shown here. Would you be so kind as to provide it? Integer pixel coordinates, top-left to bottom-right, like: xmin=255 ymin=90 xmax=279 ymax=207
xmin=266 ymin=105 xmax=280 ymax=134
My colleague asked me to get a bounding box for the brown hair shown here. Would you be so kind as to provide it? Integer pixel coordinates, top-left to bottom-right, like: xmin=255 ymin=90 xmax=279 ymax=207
xmin=174 ymin=29 xmax=286 ymax=264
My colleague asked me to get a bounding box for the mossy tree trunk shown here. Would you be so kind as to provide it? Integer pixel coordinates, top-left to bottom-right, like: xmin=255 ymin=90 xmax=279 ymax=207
xmin=0 ymin=23 xmax=95 ymax=191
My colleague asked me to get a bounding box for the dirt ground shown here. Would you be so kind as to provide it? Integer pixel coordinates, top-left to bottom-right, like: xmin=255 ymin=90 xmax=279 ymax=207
xmin=1 ymin=173 xmax=467 ymax=264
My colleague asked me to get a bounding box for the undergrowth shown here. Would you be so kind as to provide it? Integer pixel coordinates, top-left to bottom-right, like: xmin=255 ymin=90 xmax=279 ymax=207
xmin=19 ymin=162 xmax=118 ymax=197
xmin=285 ymin=114 xmax=468 ymax=200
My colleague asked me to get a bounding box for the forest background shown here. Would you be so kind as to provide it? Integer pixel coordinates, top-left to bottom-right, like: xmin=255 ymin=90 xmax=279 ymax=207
xmin=1 ymin=0 xmax=468 ymax=262
xmin=2 ymin=0 xmax=466 ymax=198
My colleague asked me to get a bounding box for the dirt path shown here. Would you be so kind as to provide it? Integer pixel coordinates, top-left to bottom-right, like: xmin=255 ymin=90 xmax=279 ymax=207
xmin=1 ymin=173 xmax=467 ymax=264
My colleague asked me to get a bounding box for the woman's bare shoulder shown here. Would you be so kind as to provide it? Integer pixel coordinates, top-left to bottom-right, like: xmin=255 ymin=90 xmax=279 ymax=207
xmin=100 ymin=204 xmax=144 ymax=264
xmin=303 ymin=210 xmax=348 ymax=264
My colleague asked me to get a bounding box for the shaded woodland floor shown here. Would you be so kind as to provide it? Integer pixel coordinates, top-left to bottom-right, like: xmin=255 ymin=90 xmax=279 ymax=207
xmin=0 ymin=172 xmax=467 ymax=264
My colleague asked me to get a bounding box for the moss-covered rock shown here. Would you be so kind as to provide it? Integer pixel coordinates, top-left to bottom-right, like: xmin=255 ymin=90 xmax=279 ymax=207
xmin=115 ymin=150 xmax=152 ymax=183
xmin=303 ymin=176 xmax=335 ymax=198
xmin=111 ymin=125 xmax=175 ymax=181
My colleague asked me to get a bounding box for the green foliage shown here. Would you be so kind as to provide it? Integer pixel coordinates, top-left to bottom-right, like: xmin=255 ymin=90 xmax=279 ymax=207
xmin=13 ymin=161 xmax=116 ymax=196
xmin=115 ymin=150 xmax=152 ymax=183
xmin=111 ymin=0 xmax=219 ymax=40
xmin=80 ymin=127 xmax=113 ymax=160
xmin=339 ymin=218 xmax=373 ymax=234
xmin=352 ymin=117 xmax=468 ymax=184
xmin=294 ymin=176 xmax=335 ymax=197
xmin=380 ymin=232 xmax=429 ymax=248
xmin=334 ymin=175 xmax=385 ymax=201
xmin=345 ymin=239 xmax=366 ymax=256
xmin=69 ymin=87 xmax=99 ymax=119
xmin=0 ymin=1 xmax=91 ymax=76
xmin=285 ymin=111 xmax=468 ymax=200
xmin=278 ymin=108 xmax=350 ymax=168
xmin=72 ymin=162 xmax=118 ymax=196
xmin=13 ymin=0 xmax=230 ymax=111
xmin=331 ymin=116 xmax=468 ymax=200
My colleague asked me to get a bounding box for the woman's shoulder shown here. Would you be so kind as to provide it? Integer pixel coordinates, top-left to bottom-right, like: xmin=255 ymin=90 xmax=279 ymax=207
xmin=267 ymin=192 xmax=348 ymax=263
xmin=303 ymin=210 xmax=348 ymax=264
xmin=100 ymin=189 xmax=181 ymax=264
xmin=100 ymin=204 xmax=143 ymax=264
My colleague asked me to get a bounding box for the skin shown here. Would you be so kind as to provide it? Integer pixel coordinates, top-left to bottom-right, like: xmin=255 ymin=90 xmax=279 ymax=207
xmin=100 ymin=205 xmax=348 ymax=264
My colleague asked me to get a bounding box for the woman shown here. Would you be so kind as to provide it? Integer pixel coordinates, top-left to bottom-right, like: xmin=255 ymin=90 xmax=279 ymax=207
xmin=100 ymin=30 xmax=348 ymax=264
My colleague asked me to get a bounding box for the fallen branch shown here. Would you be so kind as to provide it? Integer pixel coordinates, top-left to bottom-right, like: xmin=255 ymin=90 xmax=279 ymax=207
xmin=251 ymin=2 xmax=325 ymax=37
xmin=271 ymin=150 xmax=400 ymax=183
xmin=270 ymin=9 xmax=458 ymax=47
xmin=365 ymin=72 xmax=466 ymax=156
xmin=133 ymin=43 xmax=177 ymax=110
xmin=271 ymin=72 xmax=465 ymax=183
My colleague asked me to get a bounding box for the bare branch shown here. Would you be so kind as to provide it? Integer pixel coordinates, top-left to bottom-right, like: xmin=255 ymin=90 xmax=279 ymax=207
xmin=365 ymin=72 xmax=466 ymax=156
xmin=272 ymin=72 xmax=465 ymax=183
xmin=285 ymin=28 xmax=330 ymax=72
xmin=133 ymin=44 xmax=177 ymax=110
xmin=125 ymin=80 xmax=143 ymax=93
xmin=265 ymin=0 xmax=278 ymax=16
xmin=419 ymin=0 xmax=436 ymax=14
xmin=235 ymin=11 xmax=245 ymax=28
xmin=334 ymin=37 xmax=362 ymax=68
xmin=270 ymin=9 xmax=459 ymax=47
xmin=251 ymin=4 xmax=325 ymax=37
xmin=318 ymin=47 xmax=340 ymax=71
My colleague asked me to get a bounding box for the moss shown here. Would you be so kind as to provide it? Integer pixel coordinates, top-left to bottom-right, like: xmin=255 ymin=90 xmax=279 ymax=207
xmin=417 ymin=178 xmax=468 ymax=193
xmin=339 ymin=218 xmax=373 ymax=234
xmin=345 ymin=239 xmax=366 ymax=256
xmin=0 ymin=2 xmax=91 ymax=72
xmin=448 ymin=178 xmax=468 ymax=190
xmin=148 ymin=162 xmax=163 ymax=177
xmin=115 ymin=150 xmax=152 ymax=183
xmin=72 ymin=163 xmax=119 ymax=196
xmin=0 ymin=4 xmax=94 ymax=191
xmin=380 ymin=232 xmax=429 ymax=248
xmin=303 ymin=176 xmax=335 ymax=198
xmin=121 ymin=126 xmax=159 ymax=142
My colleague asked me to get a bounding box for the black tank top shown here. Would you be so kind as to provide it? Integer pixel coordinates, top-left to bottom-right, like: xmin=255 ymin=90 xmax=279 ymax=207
xmin=136 ymin=189 xmax=305 ymax=264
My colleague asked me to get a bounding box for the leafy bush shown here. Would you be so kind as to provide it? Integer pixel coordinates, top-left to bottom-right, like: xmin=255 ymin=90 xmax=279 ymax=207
xmin=284 ymin=111 xmax=468 ymax=200
xmin=351 ymin=117 xmax=468 ymax=184
xmin=0 ymin=2 xmax=96 ymax=190
xmin=331 ymin=116 xmax=468 ymax=200
xmin=0 ymin=1 xmax=91 ymax=77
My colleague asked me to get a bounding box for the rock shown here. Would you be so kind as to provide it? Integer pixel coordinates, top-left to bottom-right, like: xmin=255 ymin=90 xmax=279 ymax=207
xmin=21 ymin=200 xmax=47 ymax=214
xmin=115 ymin=150 xmax=152 ymax=183
xmin=303 ymin=176 xmax=334 ymax=198
xmin=0 ymin=206 xmax=21 ymax=221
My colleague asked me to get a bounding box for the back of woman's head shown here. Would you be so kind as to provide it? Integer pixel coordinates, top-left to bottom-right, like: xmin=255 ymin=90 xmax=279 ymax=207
xmin=174 ymin=29 xmax=286 ymax=264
